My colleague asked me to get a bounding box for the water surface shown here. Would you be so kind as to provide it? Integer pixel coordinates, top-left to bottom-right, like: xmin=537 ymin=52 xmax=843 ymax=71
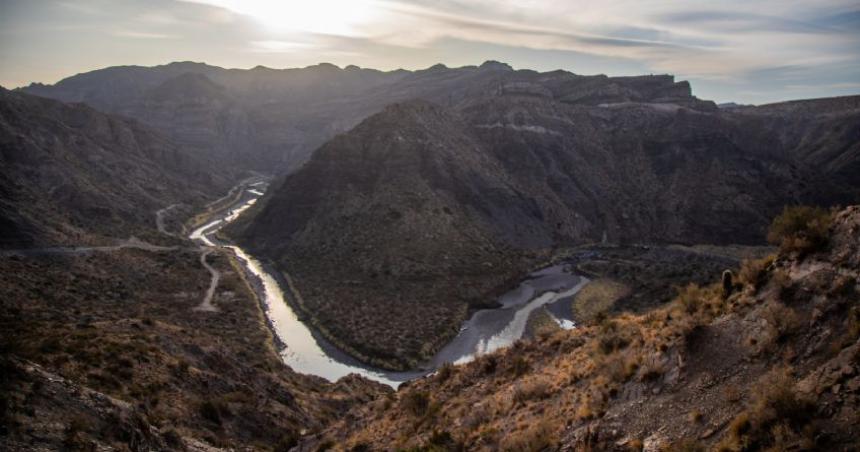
xmin=192 ymin=181 xmax=587 ymax=386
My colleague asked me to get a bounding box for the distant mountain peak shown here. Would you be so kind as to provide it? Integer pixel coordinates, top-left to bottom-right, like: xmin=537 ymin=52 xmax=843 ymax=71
xmin=479 ymin=60 xmax=513 ymax=71
xmin=426 ymin=63 xmax=449 ymax=71
xmin=308 ymin=62 xmax=340 ymax=71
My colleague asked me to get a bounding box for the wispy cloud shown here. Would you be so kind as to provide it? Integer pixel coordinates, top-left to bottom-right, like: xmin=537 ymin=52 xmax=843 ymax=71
xmin=112 ymin=30 xmax=179 ymax=39
xmin=250 ymin=40 xmax=316 ymax=53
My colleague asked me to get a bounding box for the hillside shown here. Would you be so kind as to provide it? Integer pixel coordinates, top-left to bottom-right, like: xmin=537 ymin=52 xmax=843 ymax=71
xmin=0 ymin=240 xmax=387 ymax=450
xmin=312 ymin=205 xmax=860 ymax=451
xmin=234 ymin=101 xmax=540 ymax=369
xmin=236 ymin=91 xmax=860 ymax=370
xmin=0 ymin=88 xmax=231 ymax=248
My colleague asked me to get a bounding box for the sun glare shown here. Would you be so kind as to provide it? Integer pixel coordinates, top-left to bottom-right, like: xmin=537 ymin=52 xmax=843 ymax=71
xmin=190 ymin=0 xmax=383 ymax=36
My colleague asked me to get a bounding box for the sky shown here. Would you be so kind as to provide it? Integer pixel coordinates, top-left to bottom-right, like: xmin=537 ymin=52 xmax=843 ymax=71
xmin=1 ymin=0 xmax=858 ymax=104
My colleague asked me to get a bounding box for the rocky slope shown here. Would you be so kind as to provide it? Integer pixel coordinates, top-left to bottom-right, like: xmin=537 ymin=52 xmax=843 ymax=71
xmin=0 ymin=240 xmax=387 ymax=450
xmin=0 ymin=88 xmax=230 ymax=248
xmin=311 ymin=205 xmax=860 ymax=451
xmin=236 ymin=90 xmax=859 ymax=369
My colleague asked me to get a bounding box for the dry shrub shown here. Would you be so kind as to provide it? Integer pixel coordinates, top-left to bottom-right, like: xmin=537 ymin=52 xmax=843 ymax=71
xmin=509 ymin=356 xmax=531 ymax=377
xmin=500 ymin=418 xmax=554 ymax=452
xmin=463 ymin=402 xmax=492 ymax=430
xmin=675 ymin=284 xmax=707 ymax=315
xmin=762 ymin=301 xmax=802 ymax=346
xmin=435 ymin=362 xmax=454 ymax=383
xmin=596 ymin=320 xmax=630 ymax=355
xmin=512 ymin=376 xmax=552 ymax=405
xmin=638 ymin=354 xmax=666 ymax=382
xmin=401 ymin=390 xmax=431 ymax=417
xmin=767 ymin=206 xmax=832 ymax=255
xmin=604 ymin=353 xmax=639 ymax=383
xmin=738 ymin=256 xmax=776 ymax=290
xmin=720 ymin=369 xmax=816 ymax=451
xmin=666 ymin=438 xmax=704 ymax=452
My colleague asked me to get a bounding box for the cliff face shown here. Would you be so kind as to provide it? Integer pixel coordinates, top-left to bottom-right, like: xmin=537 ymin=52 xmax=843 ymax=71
xmin=317 ymin=206 xmax=860 ymax=451
xmin=237 ymin=91 xmax=859 ymax=369
xmin=0 ymin=88 xmax=229 ymax=248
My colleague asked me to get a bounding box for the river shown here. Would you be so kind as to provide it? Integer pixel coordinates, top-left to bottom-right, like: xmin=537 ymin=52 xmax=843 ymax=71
xmin=189 ymin=179 xmax=588 ymax=387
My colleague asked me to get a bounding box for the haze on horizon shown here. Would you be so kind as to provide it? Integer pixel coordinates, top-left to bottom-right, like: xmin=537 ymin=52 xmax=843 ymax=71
xmin=1 ymin=0 xmax=858 ymax=104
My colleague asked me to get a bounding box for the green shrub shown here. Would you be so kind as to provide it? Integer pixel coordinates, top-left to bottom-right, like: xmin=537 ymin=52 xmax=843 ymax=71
xmin=767 ymin=206 xmax=832 ymax=255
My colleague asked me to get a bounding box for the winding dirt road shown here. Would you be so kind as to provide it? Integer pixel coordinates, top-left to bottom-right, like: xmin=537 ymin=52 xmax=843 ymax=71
xmin=193 ymin=248 xmax=220 ymax=312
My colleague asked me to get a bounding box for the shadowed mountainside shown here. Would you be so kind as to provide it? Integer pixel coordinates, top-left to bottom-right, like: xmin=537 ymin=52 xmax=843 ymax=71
xmin=0 ymin=88 xmax=234 ymax=248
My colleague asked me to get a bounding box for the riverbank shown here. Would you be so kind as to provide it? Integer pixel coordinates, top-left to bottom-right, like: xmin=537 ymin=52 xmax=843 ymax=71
xmin=184 ymin=178 xmax=595 ymax=386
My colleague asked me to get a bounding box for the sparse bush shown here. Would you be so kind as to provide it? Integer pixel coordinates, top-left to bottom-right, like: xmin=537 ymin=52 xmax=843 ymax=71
xmin=767 ymin=206 xmax=832 ymax=255
xmin=738 ymin=256 xmax=776 ymax=290
xmin=597 ymin=321 xmax=630 ymax=355
xmin=500 ymin=419 xmax=554 ymax=452
xmin=639 ymin=354 xmax=665 ymax=382
xmin=762 ymin=301 xmax=801 ymax=345
xmin=63 ymin=416 xmax=92 ymax=450
xmin=422 ymin=430 xmax=463 ymax=451
xmin=435 ymin=362 xmax=454 ymax=383
xmin=480 ymin=355 xmax=498 ymax=375
xmin=675 ymin=284 xmax=706 ymax=315
xmin=512 ymin=377 xmax=551 ymax=404
xmin=402 ymin=390 xmax=430 ymax=417
xmin=722 ymin=369 xmax=816 ymax=450
xmin=666 ymin=438 xmax=704 ymax=452
xmin=199 ymin=399 xmax=230 ymax=425
xmin=510 ymin=356 xmax=530 ymax=377
xmin=605 ymin=354 xmax=638 ymax=383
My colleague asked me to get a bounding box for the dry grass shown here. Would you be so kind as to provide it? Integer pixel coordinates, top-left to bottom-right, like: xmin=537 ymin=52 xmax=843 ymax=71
xmin=500 ymin=418 xmax=555 ymax=452
xmin=512 ymin=376 xmax=552 ymax=405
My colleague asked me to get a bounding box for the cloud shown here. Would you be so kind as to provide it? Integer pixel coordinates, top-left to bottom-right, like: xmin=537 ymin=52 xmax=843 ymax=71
xmin=112 ymin=30 xmax=179 ymax=39
xmin=250 ymin=40 xmax=316 ymax=53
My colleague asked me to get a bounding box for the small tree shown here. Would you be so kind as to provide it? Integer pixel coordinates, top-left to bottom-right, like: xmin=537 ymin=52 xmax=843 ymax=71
xmin=767 ymin=206 xmax=832 ymax=255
